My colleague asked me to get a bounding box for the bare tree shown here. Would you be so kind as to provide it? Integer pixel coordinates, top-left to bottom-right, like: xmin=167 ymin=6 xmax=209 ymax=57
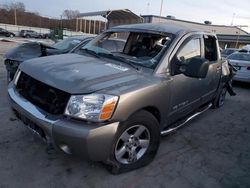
xmin=62 ymin=9 xmax=80 ymax=19
xmin=3 ymin=1 xmax=25 ymax=12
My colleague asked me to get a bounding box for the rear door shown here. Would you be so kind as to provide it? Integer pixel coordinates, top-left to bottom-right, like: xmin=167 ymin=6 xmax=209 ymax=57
xmin=201 ymin=34 xmax=221 ymax=103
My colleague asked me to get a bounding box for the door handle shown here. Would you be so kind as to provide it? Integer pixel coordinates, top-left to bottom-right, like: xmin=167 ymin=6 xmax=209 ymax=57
xmin=216 ymin=67 xmax=221 ymax=71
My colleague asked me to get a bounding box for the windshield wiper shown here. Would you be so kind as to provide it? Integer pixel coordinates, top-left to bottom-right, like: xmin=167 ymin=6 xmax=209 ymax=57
xmin=79 ymin=48 xmax=100 ymax=58
xmin=97 ymin=52 xmax=140 ymax=71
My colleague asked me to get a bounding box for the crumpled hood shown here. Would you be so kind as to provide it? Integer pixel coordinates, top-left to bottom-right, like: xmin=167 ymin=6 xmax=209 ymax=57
xmin=19 ymin=53 xmax=142 ymax=94
xmin=4 ymin=42 xmax=55 ymax=62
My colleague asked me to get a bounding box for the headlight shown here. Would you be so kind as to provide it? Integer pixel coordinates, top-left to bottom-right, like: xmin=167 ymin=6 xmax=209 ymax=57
xmin=64 ymin=94 xmax=119 ymax=122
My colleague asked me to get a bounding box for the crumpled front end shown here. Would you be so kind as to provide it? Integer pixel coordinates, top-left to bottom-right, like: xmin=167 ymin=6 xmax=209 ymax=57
xmin=4 ymin=59 xmax=21 ymax=81
xmin=4 ymin=42 xmax=54 ymax=81
xmin=8 ymin=80 xmax=120 ymax=161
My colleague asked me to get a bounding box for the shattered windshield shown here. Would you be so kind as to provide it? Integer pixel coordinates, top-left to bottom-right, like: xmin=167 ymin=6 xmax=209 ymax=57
xmin=79 ymin=31 xmax=174 ymax=69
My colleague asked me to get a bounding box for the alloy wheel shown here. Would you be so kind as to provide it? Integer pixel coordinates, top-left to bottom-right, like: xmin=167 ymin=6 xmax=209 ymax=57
xmin=115 ymin=125 xmax=150 ymax=164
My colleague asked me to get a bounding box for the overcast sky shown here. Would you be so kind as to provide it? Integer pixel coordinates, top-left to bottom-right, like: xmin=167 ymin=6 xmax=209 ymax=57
xmin=1 ymin=0 xmax=250 ymax=32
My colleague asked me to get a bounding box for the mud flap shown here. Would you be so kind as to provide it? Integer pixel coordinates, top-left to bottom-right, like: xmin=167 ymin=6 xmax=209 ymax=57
xmin=226 ymin=81 xmax=236 ymax=96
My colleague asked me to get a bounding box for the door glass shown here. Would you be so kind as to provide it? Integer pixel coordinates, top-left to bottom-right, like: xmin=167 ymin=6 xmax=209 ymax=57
xmin=204 ymin=36 xmax=217 ymax=61
xmin=177 ymin=38 xmax=201 ymax=63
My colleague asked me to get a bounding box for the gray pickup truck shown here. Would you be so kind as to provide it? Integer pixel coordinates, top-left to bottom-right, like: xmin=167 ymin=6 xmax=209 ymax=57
xmin=8 ymin=23 xmax=234 ymax=173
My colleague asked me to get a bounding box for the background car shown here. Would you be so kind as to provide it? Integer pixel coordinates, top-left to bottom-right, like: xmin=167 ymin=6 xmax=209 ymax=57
xmin=19 ymin=30 xmax=42 ymax=38
xmin=0 ymin=27 xmax=15 ymax=37
xmin=221 ymin=48 xmax=239 ymax=58
xmin=4 ymin=35 xmax=95 ymax=81
xmin=41 ymin=33 xmax=51 ymax=39
xmin=227 ymin=50 xmax=250 ymax=83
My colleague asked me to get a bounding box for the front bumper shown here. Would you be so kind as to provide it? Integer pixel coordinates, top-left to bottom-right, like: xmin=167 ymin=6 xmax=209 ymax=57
xmin=8 ymin=84 xmax=119 ymax=161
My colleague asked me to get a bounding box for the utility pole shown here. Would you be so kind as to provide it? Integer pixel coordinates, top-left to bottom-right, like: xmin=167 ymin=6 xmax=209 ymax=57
xmin=231 ymin=13 xmax=235 ymax=26
xmin=147 ymin=3 xmax=150 ymax=14
xmin=60 ymin=15 xmax=63 ymax=29
xmin=14 ymin=8 xmax=17 ymax=25
xmin=235 ymin=25 xmax=248 ymax=48
xmin=160 ymin=0 xmax=163 ymax=17
xmin=76 ymin=18 xmax=78 ymax=32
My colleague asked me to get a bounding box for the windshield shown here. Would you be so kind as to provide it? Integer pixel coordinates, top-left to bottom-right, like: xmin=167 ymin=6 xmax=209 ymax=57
xmin=228 ymin=53 xmax=250 ymax=61
xmin=78 ymin=31 xmax=174 ymax=69
xmin=52 ymin=38 xmax=82 ymax=50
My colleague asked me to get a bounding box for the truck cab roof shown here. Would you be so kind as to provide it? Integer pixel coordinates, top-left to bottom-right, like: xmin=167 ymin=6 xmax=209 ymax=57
xmin=110 ymin=22 xmax=215 ymax=37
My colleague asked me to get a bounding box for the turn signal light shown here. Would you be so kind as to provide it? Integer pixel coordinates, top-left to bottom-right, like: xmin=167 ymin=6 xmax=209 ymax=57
xmin=99 ymin=100 xmax=117 ymax=121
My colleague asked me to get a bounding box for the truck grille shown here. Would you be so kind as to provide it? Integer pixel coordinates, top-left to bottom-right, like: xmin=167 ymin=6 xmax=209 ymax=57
xmin=16 ymin=72 xmax=70 ymax=115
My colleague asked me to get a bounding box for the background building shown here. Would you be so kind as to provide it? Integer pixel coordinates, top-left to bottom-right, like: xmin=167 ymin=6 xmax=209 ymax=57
xmin=142 ymin=15 xmax=250 ymax=49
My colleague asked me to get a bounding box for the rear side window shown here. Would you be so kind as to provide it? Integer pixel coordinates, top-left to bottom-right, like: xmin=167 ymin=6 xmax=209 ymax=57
xmin=177 ymin=38 xmax=201 ymax=62
xmin=204 ymin=35 xmax=217 ymax=61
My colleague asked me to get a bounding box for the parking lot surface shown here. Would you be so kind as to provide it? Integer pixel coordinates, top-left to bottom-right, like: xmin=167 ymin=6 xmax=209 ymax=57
xmin=0 ymin=41 xmax=250 ymax=188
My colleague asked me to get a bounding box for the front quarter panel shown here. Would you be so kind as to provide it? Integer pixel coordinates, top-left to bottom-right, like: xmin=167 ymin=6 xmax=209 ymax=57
xmin=111 ymin=75 xmax=172 ymax=128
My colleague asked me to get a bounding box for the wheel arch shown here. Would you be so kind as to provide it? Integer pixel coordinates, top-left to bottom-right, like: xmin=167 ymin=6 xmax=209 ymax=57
xmin=142 ymin=106 xmax=161 ymax=124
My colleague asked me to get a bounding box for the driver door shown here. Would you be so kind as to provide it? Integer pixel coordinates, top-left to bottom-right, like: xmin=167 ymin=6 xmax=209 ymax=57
xmin=167 ymin=35 xmax=211 ymax=125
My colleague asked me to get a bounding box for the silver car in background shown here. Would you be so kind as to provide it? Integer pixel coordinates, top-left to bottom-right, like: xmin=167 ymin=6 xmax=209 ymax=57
xmin=227 ymin=51 xmax=250 ymax=83
xmin=221 ymin=48 xmax=239 ymax=58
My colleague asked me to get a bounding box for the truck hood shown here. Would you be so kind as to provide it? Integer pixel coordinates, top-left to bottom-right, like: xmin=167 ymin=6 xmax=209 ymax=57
xmin=19 ymin=53 xmax=142 ymax=94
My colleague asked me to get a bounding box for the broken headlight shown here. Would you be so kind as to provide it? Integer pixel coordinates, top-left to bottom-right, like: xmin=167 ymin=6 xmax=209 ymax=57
xmin=64 ymin=94 xmax=118 ymax=122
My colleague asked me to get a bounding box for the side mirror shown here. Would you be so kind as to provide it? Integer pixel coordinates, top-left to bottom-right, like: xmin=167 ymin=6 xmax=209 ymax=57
xmin=179 ymin=57 xmax=209 ymax=78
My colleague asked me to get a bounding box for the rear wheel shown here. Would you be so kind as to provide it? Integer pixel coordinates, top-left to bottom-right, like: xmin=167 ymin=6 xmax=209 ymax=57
xmin=212 ymin=87 xmax=227 ymax=108
xmin=107 ymin=110 xmax=160 ymax=174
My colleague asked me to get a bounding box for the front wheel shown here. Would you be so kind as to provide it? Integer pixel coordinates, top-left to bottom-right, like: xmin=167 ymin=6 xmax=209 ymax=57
xmin=107 ymin=110 xmax=160 ymax=174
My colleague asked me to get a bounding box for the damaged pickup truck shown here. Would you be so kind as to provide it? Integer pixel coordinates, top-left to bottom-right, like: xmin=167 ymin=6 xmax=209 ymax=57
xmin=8 ymin=23 xmax=235 ymax=173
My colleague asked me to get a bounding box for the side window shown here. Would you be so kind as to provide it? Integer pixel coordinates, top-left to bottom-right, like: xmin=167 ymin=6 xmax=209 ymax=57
xmin=204 ymin=35 xmax=217 ymax=61
xmin=177 ymin=38 xmax=201 ymax=63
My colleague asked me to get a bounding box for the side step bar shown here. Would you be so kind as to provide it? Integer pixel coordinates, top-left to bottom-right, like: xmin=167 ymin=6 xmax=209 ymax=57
xmin=160 ymin=103 xmax=212 ymax=136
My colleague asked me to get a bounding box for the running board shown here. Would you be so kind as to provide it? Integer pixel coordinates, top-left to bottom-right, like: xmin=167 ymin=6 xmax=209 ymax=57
xmin=160 ymin=103 xmax=212 ymax=136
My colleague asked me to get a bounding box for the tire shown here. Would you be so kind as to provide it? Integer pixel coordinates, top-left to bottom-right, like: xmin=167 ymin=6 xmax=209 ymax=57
xmin=212 ymin=87 xmax=227 ymax=108
xmin=107 ymin=110 xmax=160 ymax=174
xmin=25 ymin=34 xmax=31 ymax=38
xmin=10 ymin=34 xmax=14 ymax=38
